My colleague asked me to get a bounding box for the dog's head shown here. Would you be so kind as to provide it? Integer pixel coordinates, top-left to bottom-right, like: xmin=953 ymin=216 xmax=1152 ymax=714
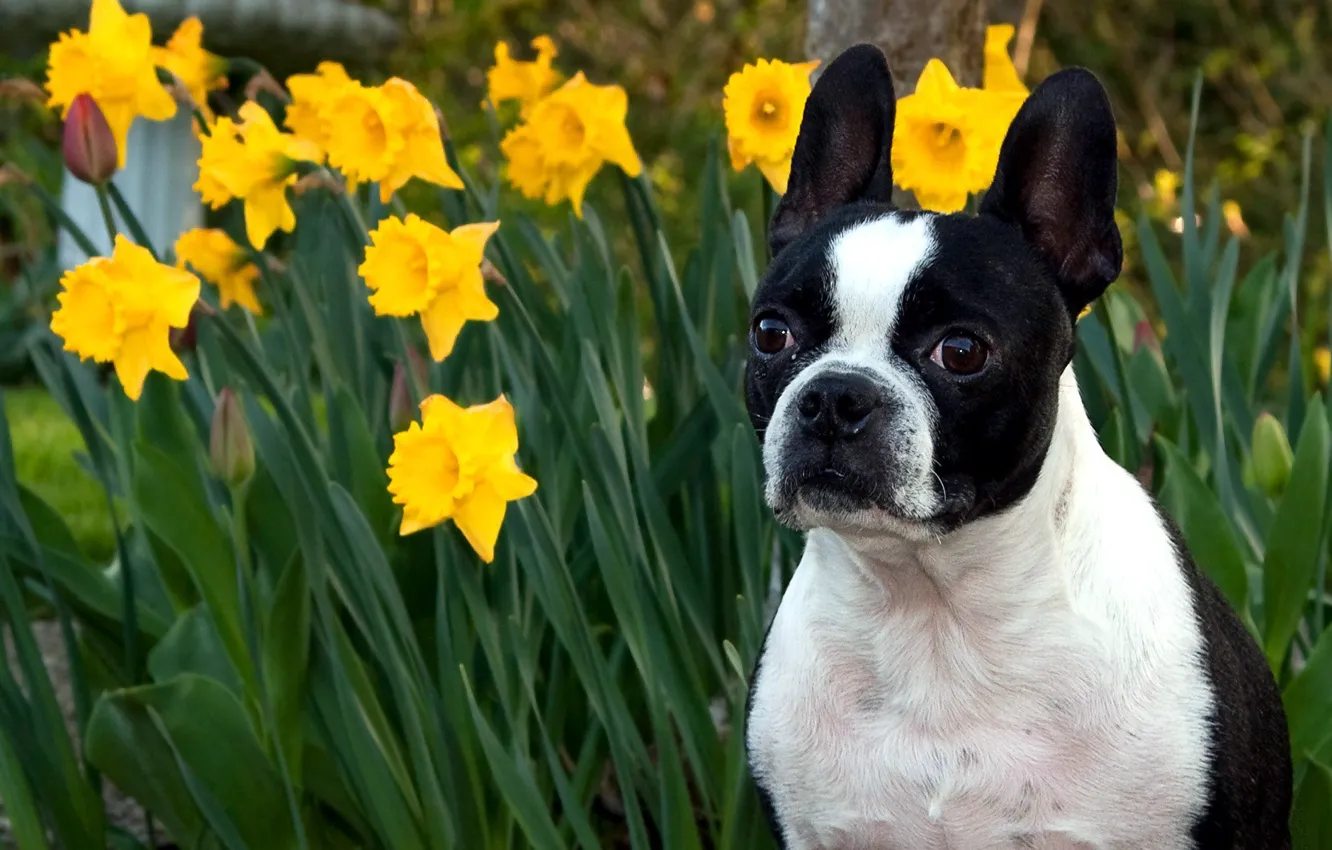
xmin=746 ymin=45 xmax=1121 ymax=539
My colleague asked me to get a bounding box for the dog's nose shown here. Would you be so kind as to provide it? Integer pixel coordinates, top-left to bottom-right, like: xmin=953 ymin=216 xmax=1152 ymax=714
xmin=795 ymin=372 xmax=882 ymax=440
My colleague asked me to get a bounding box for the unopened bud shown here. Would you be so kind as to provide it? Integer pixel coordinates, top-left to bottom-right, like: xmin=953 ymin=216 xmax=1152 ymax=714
xmin=405 ymin=344 xmax=429 ymax=391
xmin=1132 ymin=319 xmax=1158 ymax=352
xmin=481 ymin=258 xmax=507 ymax=287
xmin=389 ymin=363 xmax=414 ymax=433
xmin=1251 ymin=412 xmax=1293 ymax=499
xmin=62 ymin=93 xmax=118 ymax=186
xmin=0 ymin=79 xmax=45 ymax=103
xmin=210 ymin=388 xmax=255 ymax=487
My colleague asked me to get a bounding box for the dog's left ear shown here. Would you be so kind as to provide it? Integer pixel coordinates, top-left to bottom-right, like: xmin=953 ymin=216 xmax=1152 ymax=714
xmin=768 ymin=44 xmax=897 ymax=257
xmin=979 ymin=68 xmax=1122 ymax=316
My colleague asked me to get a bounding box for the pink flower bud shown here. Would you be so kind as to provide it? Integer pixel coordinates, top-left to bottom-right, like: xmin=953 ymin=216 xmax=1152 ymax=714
xmin=406 ymin=344 xmax=429 ymax=391
xmin=62 ymin=94 xmax=118 ymax=186
xmin=389 ymin=363 xmax=414 ymax=433
xmin=1132 ymin=319 xmax=1158 ymax=353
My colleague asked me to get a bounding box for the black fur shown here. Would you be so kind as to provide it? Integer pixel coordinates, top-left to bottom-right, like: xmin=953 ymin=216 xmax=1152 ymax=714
xmin=1153 ymin=505 xmax=1293 ymax=849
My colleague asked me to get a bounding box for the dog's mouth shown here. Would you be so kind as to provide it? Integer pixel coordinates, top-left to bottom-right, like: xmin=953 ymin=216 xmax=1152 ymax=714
xmin=771 ymin=452 xmax=903 ymax=520
xmin=769 ymin=449 xmax=977 ymax=534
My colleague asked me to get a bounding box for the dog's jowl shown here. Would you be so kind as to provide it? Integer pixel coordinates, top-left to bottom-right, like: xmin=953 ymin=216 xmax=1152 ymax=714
xmin=743 ymin=44 xmax=1292 ymax=850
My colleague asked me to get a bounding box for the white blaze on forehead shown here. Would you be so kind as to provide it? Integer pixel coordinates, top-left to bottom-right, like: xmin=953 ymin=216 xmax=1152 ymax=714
xmin=828 ymin=214 xmax=936 ymax=352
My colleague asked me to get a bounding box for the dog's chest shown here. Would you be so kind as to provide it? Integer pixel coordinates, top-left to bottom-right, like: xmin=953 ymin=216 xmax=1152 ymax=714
xmin=746 ymin=544 xmax=1211 ymax=850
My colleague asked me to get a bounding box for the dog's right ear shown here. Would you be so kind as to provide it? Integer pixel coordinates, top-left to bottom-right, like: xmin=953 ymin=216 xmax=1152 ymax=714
xmin=768 ymin=44 xmax=897 ymax=257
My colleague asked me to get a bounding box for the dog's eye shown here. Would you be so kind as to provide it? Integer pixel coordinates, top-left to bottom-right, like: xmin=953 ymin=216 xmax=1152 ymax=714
xmin=753 ymin=316 xmax=794 ymax=355
xmin=931 ymin=334 xmax=988 ymax=375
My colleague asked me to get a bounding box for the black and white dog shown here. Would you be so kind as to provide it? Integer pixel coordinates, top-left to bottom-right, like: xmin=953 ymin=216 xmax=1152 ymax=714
xmin=743 ymin=44 xmax=1292 ymax=849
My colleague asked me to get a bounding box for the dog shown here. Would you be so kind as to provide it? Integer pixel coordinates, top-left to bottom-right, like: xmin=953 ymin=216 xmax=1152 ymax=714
xmin=743 ymin=44 xmax=1292 ymax=850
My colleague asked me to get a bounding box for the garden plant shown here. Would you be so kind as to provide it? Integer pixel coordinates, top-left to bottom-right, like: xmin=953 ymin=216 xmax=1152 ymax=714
xmin=1 ymin=2 xmax=1331 ymax=848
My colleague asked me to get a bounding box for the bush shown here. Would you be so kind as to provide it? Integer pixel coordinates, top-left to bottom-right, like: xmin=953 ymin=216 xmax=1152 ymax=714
xmin=1 ymin=12 xmax=1331 ymax=850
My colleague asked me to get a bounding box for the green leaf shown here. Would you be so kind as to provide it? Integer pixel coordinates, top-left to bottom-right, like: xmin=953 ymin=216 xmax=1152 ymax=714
xmin=1293 ymin=758 xmax=1332 ymax=850
xmin=1263 ymin=397 xmax=1331 ymax=668
xmin=131 ymin=442 xmax=253 ymax=689
xmin=84 ymin=689 xmax=205 ymax=843
xmin=0 ymin=727 xmax=52 ymax=850
xmin=1154 ymin=436 xmax=1250 ymax=612
xmin=1284 ymin=625 xmax=1332 ymax=760
xmin=87 ymin=674 xmax=298 ymax=849
xmin=262 ymin=552 xmax=310 ymax=779
xmin=732 ymin=209 xmax=759 ymax=298
xmin=147 ymin=605 xmax=244 ymax=695
xmin=327 ymin=386 xmax=391 ymax=544
xmin=459 ymin=668 xmax=566 ymax=850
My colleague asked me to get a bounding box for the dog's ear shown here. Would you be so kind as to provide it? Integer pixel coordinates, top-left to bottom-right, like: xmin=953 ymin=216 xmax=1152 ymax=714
xmin=979 ymin=68 xmax=1122 ymax=316
xmin=768 ymin=44 xmax=896 ymax=257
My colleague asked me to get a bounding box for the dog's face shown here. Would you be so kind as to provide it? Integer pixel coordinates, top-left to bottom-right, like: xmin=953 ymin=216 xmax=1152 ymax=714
xmin=747 ymin=46 xmax=1123 ymax=538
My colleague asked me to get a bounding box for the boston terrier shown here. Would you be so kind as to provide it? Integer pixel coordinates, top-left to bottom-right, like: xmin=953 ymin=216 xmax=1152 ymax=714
xmin=743 ymin=44 xmax=1292 ymax=850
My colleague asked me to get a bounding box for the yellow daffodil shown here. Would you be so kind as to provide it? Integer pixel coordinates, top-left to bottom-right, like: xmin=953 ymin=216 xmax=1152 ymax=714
xmin=45 ymin=0 xmax=177 ymax=168
xmin=283 ymin=61 xmax=353 ymax=159
xmin=983 ymin=25 xmax=1027 ymax=94
xmin=387 ymin=393 xmax=537 ymax=561
xmin=50 ymin=235 xmax=200 ymax=401
xmin=358 ymin=214 xmax=500 ymax=361
xmin=1315 ymin=347 xmax=1330 ymax=386
xmin=501 ymin=72 xmax=641 ymax=216
xmin=380 ymin=78 xmax=465 ymax=201
xmin=323 ymin=82 xmax=399 ymax=187
xmin=723 ymin=57 xmax=819 ymax=194
xmin=195 ymin=102 xmax=319 ymax=249
xmin=193 ymin=115 xmax=244 ymax=207
xmin=892 ymin=59 xmax=1023 ymax=213
xmin=1222 ymin=200 xmax=1249 ymax=238
xmin=152 ymin=17 xmax=227 ymax=122
xmin=487 ymin=35 xmax=561 ymax=116
xmin=174 ymin=228 xmax=262 ymax=314
xmin=323 ymin=78 xmax=463 ymax=202
xmin=1155 ymin=169 xmax=1180 ymax=208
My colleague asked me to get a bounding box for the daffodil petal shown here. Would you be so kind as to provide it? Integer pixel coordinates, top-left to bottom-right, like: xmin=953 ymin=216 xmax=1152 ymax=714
xmin=756 ymin=157 xmax=791 ymax=195
xmin=420 ymin=296 xmax=468 ymax=361
xmin=452 ymin=485 xmax=509 ymax=563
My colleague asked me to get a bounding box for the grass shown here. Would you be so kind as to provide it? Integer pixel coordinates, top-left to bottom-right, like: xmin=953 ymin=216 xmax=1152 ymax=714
xmin=2 ymin=384 xmax=114 ymax=561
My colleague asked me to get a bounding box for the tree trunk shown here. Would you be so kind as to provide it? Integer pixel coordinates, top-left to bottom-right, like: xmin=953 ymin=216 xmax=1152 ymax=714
xmin=805 ymin=0 xmax=991 ymax=92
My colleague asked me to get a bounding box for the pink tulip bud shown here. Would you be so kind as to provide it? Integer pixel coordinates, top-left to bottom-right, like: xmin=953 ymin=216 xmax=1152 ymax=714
xmin=389 ymin=363 xmax=414 ymax=433
xmin=405 ymin=344 xmax=429 ymax=392
xmin=1132 ymin=319 xmax=1158 ymax=353
xmin=210 ymin=388 xmax=255 ymax=487
xmin=62 ymin=94 xmax=118 ymax=186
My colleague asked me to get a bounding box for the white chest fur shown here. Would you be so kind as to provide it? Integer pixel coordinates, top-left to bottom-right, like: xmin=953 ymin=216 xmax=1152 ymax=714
xmin=746 ymin=375 xmax=1216 ymax=850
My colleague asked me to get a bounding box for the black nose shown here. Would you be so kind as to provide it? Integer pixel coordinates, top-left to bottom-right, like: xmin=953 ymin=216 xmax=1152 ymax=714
xmin=795 ymin=372 xmax=882 ymax=441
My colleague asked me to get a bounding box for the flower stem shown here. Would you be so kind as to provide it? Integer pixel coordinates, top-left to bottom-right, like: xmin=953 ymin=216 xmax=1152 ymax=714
xmin=107 ymin=182 xmax=159 ymax=259
xmin=94 ymin=185 xmax=118 ymax=249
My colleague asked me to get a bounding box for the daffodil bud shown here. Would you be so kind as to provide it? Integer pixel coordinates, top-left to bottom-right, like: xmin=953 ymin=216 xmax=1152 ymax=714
xmin=62 ymin=93 xmax=118 ymax=186
xmin=1251 ymin=412 xmax=1293 ymax=499
xmin=210 ymin=388 xmax=255 ymax=487
xmin=389 ymin=363 xmax=414 ymax=433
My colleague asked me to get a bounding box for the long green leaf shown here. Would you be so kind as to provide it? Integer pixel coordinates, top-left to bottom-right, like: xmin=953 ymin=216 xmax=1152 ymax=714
xmin=1263 ymin=397 xmax=1331 ymax=668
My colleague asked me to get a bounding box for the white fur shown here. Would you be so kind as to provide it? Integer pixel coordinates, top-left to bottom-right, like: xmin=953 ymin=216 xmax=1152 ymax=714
xmin=747 ymin=368 xmax=1215 ymax=849
xmin=763 ymin=214 xmax=942 ymax=524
